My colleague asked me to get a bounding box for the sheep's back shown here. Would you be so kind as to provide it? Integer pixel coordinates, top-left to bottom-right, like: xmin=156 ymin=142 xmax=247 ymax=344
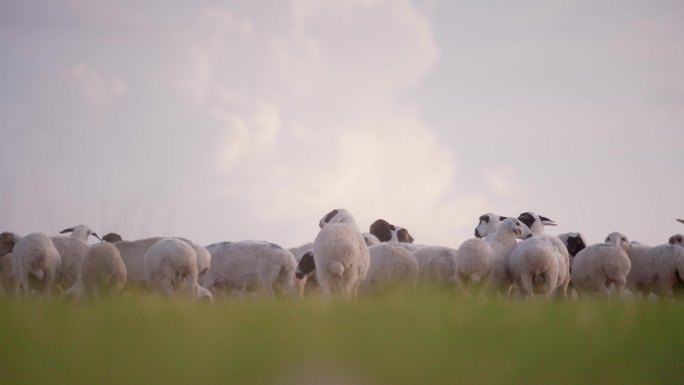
xmin=314 ymin=224 xmax=368 ymax=274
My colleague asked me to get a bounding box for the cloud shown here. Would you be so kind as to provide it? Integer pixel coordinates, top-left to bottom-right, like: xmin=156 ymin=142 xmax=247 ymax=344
xmin=0 ymin=1 xmax=531 ymax=247
xmin=70 ymin=63 xmax=126 ymax=112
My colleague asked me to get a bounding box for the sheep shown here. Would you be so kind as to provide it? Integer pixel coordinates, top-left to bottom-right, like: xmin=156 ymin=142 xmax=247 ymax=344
xmin=474 ymin=213 xmax=508 ymax=238
xmin=51 ymin=236 xmax=90 ymax=290
xmin=360 ymin=243 xmax=419 ymax=294
xmin=59 ymin=225 xmax=101 ymax=242
xmin=294 ymin=250 xmax=319 ymax=297
xmin=557 ymin=233 xmax=588 ymax=263
xmin=0 ymin=232 xmax=21 ymax=294
xmin=65 ymin=242 xmax=127 ymax=299
xmin=178 ymin=238 xmax=211 ymax=281
xmin=143 ymin=237 xmax=199 ymax=297
xmin=289 ymin=242 xmax=314 ymax=261
xmin=412 ymin=246 xmax=458 ymax=285
xmin=453 ymin=217 xmax=532 ymax=294
xmin=508 ymin=212 xmax=570 ymax=299
xmin=570 ymin=236 xmax=631 ymax=297
xmin=2 ymin=232 xmax=61 ymax=296
xmin=106 ymin=235 xmax=209 ymax=291
xmin=368 ymin=219 xmax=415 ymax=243
xmin=289 ymin=242 xmax=317 ymax=297
xmin=313 ymin=209 xmax=370 ymax=297
xmin=201 ymin=240 xmax=297 ymax=297
xmin=110 ymin=237 xmax=163 ymax=289
xmin=669 ymin=234 xmax=683 ymax=247
xmin=0 ymin=231 xmax=89 ymax=293
xmin=606 ymin=232 xmax=684 ymax=297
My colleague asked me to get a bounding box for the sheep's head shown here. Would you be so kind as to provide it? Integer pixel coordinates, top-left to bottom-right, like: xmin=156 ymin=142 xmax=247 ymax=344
xmin=560 ymin=233 xmax=588 ymax=257
xmin=395 ymin=228 xmax=414 ymax=243
xmin=60 ymin=225 xmax=101 ymax=241
xmin=474 ymin=213 xmax=507 ymax=238
xmin=668 ymin=234 xmax=683 ymax=247
xmin=369 ymin=219 xmax=414 ymax=243
xmin=518 ymin=212 xmax=556 ymax=236
xmin=295 ymin=251 xmax=316 ymax=280
xmin=605 ymin=232 xmax=631 ymax=251
xmin=0 ymin=232 xmax=18 ymax=257
xmin=319 ymin=209 xmax=356 ymax=228
xmin=500 ymin=218 xmax=531 ymax=239
xmin=370 ymin=219 xmax=395 ymax=242
xmin=102 ymin=233 xmax=123 ymax=243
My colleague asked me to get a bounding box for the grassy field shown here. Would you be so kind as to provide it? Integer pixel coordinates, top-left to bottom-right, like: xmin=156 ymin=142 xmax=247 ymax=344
xmin=0 ymin=288 xmax=682 ymax=385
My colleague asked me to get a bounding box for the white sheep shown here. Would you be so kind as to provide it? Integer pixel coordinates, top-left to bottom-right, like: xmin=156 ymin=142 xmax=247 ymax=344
xmin=107 ymin=235 xmax=209 ymax=291
xmin=143 ymin=237 xmax=199 ymax=297
xmin=0 ymin=252 xmax=14 ymax=294
xmin=360 ymin=243 xmax=419 ymax=294
xmin=508 ymin=212 xmax=570 ymax=299
xmin=4 ymin=232 xmax=61 ymax=296
xmin=412 ymin=246 xmax=458 ymax=285
xmin=0 ymin=233 xmax=18 ymax=294
xmin=59 ymin=225 xmax=101 ymax=242
xmin=313 ymin=209 xmax=370 ymax=297
xmin=294 ymin=250 xmax=320 ymax=297
xmin=111 ymin=237 xmax=163 ymax=289
xmin=65 ymin=242 xmax=127 ymax=299
xmin=606 ymin=232 xmax=684 ymax=297
xmin=473 ymin=213 xmax=508 ymax=238
xmin=202 ymin=240 xmax=297 ymax=297
xmin=455 ymin=217 xmax=532 ymax=294
xmin=51 ymin=236 xmax=90 ymax=290
xmin=178 ymin=238 xmax=211 ymax=281
xmin=570 ymin=236 xmax=631 ymax=297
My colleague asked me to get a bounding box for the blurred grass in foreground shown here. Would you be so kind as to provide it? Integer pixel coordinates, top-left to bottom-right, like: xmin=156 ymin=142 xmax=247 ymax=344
xmin=0 ymin=287 xmax=682 ymax=385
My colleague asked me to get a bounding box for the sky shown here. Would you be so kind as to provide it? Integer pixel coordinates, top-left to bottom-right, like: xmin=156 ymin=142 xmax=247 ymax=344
xmin=1 ymin=0 xmax=683 ymax=249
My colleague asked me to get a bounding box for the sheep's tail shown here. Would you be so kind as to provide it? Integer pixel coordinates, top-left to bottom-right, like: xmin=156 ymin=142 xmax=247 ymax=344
xmin=533 ymin=268 xmax=545 ymax=285
xmin=329 ymin=261 xmax=345 ymax=277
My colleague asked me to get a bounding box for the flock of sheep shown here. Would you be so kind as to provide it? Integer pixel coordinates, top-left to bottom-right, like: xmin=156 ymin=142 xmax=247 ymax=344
xmin=1 ymin=210 xmax=683 ymax=301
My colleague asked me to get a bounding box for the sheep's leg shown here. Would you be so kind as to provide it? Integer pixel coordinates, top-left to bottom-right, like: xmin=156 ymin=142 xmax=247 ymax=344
xmin=159 ymin=276 xmax=174 ymax=297
xmin=453 ymin=274 xmax=469 ymax=296
xmin=597 ymin=281 xmax=611 ymax=298
xmin=559 ymin=277 xmax=570 ymax=298
xmin=520 ymin=273 xmax=535 ymax=299
xmin=609 ymin=275 xmax=627 ymax=298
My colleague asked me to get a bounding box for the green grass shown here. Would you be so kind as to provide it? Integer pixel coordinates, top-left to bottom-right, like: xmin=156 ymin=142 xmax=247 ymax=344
xmin=0 ymin=288 xmax=682 ymax=385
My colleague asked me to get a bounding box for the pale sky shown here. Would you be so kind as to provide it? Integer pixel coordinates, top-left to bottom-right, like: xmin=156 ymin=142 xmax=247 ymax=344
xmin=1 ymin=0 xmax=683 ymax=249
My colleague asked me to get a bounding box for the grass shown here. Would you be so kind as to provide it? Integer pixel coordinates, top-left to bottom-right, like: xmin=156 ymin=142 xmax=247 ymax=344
xmin=0 ymin=288 xmax=682 ymax=385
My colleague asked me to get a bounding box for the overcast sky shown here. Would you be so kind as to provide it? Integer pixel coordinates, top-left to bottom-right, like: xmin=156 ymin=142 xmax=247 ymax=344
xmin=1 ymin=0 xmax=683 ymax=248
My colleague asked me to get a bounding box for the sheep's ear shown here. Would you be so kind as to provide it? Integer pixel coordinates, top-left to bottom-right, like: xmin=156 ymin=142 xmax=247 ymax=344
xmin=499 ymin=216 xmax=507 ymax=222
xmin=90 ymin=232 xmax=102 ymax=241
xmin=323 ymin=209 xmax=339 ymax=224
xmin=678 ymin=219 xmax=684 ymax=224
xmin=539 ymin=215 xmax=557 ymax=226
xmin=60 ymin=228 xmax=74 ymax=234
xmin=370 ymin=219 xmax=393 ymax=242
